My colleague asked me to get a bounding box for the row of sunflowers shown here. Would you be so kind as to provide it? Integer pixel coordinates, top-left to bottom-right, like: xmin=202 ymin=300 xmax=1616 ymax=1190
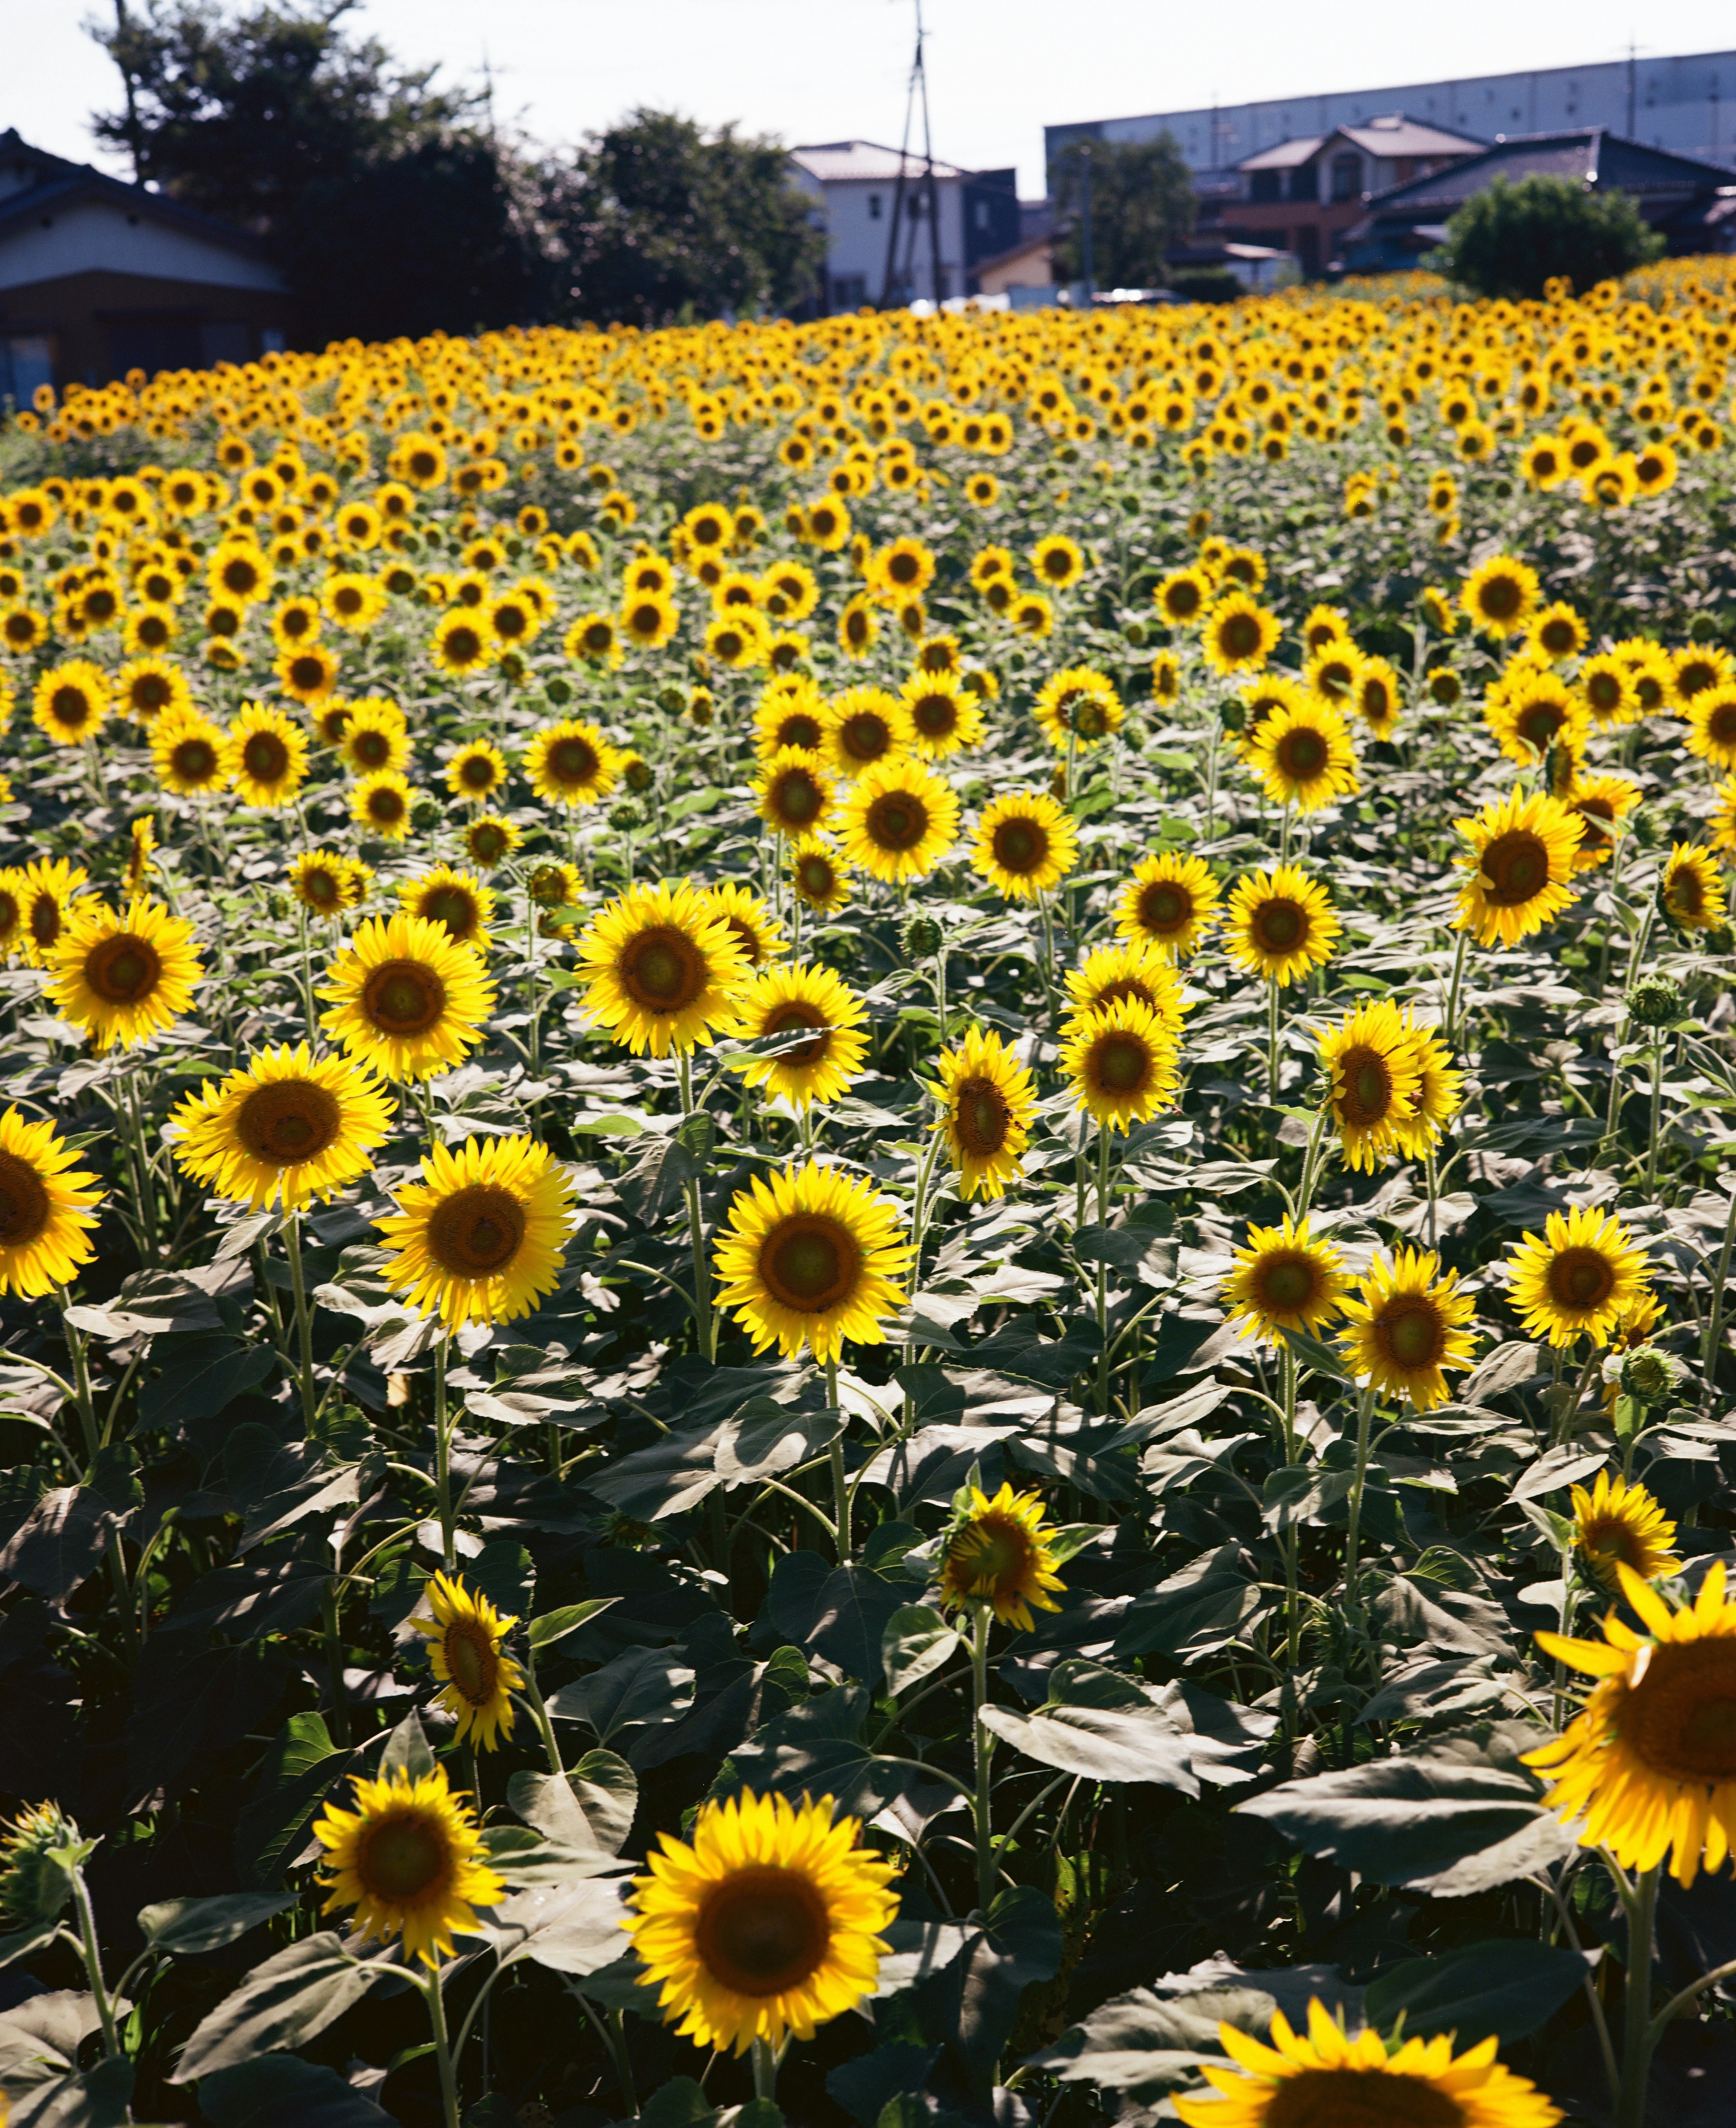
xmin=0 ymin=263 xmax=1731 ymax=2128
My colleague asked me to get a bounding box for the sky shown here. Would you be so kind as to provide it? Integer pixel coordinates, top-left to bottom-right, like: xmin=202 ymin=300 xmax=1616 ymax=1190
xmin=9 ymin=0 xmax=1736 ymax=198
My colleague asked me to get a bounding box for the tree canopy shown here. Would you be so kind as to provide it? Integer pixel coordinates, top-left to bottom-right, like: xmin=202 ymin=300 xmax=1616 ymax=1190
xmin=1050 ymin=136 xmax=1197 ymax=290
xmin=1428 ymin=173 xmax=1666 ymax=300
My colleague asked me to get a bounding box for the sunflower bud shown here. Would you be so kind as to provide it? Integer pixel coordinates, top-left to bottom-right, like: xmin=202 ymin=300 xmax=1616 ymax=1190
xmin=1626 ymin=973 xmax=1680 ymax=1027
xmin=902 ymin=915 xmax=943 ymax=960
xmin=687 ymin=688 xmax=714 ymax=727
xmin=1218 ymin=696 xmax=1247 ymax=735
xmin=0 ymin=1803 xmax=94 ymax=1931
xmin=1123 ymin=620 xmax=1148 ymax=648
xmin=1632 ymin=807 xmax=1665 ymax=848
xmin=608 ymin=801 xmax=642 ymax=834
xmin=656 ymin=684 xmax=687 ymax=714
xmin=498 ymin=649 xmax=525 ymax=683
xmin=1427 ymin=669 xmax=1463 ymax=707
xmin=543 ymin=675 xmax=573 ymax=706
xmin=410 ymin=798 xmax=442 ymax=834
xmin=1619 ymin=1345 xmax=1682 ymax=1406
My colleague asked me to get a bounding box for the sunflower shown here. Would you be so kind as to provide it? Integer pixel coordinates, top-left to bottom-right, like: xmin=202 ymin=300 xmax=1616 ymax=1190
xmin=972 ymin=791 xmax=1077 ymax=900
xmin=1063 ymin=941 xmax=1188 ymax=1039
xmin=323 ymin=571 xmax=386 ymax=632
xmin=1526 ymin=601 xmax=1588 ymax=663
xmin=321 ymin=914 xmax=495 ymax=1081
xmin=1452 ymin=788 xmax=1582 ymax=948
xmin=1223 ymin=866 xmax=1341 ymax=986
xmin=115 ymin=656 xmax=192 ymax=726
xmin=703 ymin=882 xmax=787 ymax=971
xmin=1338 ymin=1247 xmax=1476 ymax=1410
xmin=465 ymin=815 xmax=520 ymax=870
xmin=350 ymin=770 xmax=414 ymax=841
xmin=1173 ymin=1997 xmax=1561 ymax=2128
xmin=31 ymin=660 xmax=109 ymax=746
xmin=16 ymin=859 xmax=88 ymax=969
xmin=1222 ymin=1213 xmax=1349 ymax=1345
xmin=728 ymin=963 xmax=868 ymax=1110
xmin=753 ymin=680 xmax=826 ymax=761
xmin=399 ymin=865 xmax=495 ymax=948
xmin=1316 ymin=999 xmax=1424 ymax=1172
xmin=289 ymin=850 xmax=370 ymax=919
xmin=1686 ymin=684 xmax=1736 ymax=770
xmin=1245 ymin=699 xmax=1359 ymax=814
xmin=1566 ymin=774 xmax=1642 ymax=870
xmin=1485 ymin=667 xmax=1585 ymax=765
xmin=870 ymin=536 xmax=936 ymax=600
xmin=275 ymin=642 xmax=340 ymax=705
xmin=627 ymin=1788 xmax=897 ymax=2058
xmin=1389 ymin=1010 xmax=1463 ymax=1160
xmin=0 ymin=871 xmax=23 ymax=959
xmin=1348 ymin=656 xmax=1401 ymax=741
xmin=270 ymin=595 xmax=321 ymax=650
xmin=377 ymin=1132 xmax=574 ymax=1328
xmin=431 ymin=609 xmax=498 ymax=674
xmin=222 ymin=702 xmax=308 ymax=808
xmin=1506 ymin=1205 xmax=1651 ymax=1349
xmin=836 ymin=596 xmax=878 ymax=658
xmin=707 ymin=611 xmax=770 ymax=670
xmin=1712 ymin=775 xmax=1736 ymax=859
xmin=930 ymin=1025 xmax=1038 ymax=1202
xmin=1153 ymin=567 xmax=1212 ymax=627
xmin=1201 ymin=593 xmax=1281 ymax=677
xmin=755 ymin=749 xmax=835 ymax=839
xmin=939 ymin=1482 xmax=1066 ymax=1629
xmin=1117 ymin=853 xmax=1220 ymax=961
xmin=0 ymin=604 xmax=50 ymax=656
xmin=414 ymin=1572 xmax=524 ymax=1751
xmin=1008 ymin=592 xmax=1054 ymax=638
xmin=1661 ymin=843 xmax=1729 ymax=931
xmin=1150 ymin=648 xmax=1181 ymax=703
xmin=1526 ymin=1562 xmax=1736 ymax=1889
xmin=713 ymin=1160 xmax=909 ymax=1362
xmin=526 ymin=720 xmax=619 ymax=808
xmin=901 ymin=672 xmax=985 ymax=759
xmin=314 ymin=1763 xmax=503 ymax=1967
xmin=1580 ymin=652 xmax=1637 ymax=727
xmin=1061 ymin=998 xmax=1180 ymax=1133
xmin=337 ymin=699 xmax=410 ymax=778
xmin=0 ymin=1107 xmax=103 ymax=1298
xmin=170 ymin=1044 xmax=392 ymax=1209
xmin=1032 ymin=667 xmax=1121 ymax=752
xmin=825 ymin=686 xmax=912 ymax=775
xmin=838 ymin=757 xmax=958 ymax=885
xmin=576 ymin=879 xmax=749 ymax=1057
xmin=789 ymin=836 xmax=853 ymax=915
xmin=1460 ymin=552 xmax=1540 ymax=637
xmin=444 ymin=740 xmax=509 ymax=801
xmin=1572 ymin=1470 xmax=1680 ymax=1589
xmin=49 ymin=899 xmax=203 ymax=1051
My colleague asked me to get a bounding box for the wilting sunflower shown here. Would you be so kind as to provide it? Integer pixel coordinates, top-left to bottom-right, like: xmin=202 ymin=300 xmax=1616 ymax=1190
xmin=627 ymin=1788 xmax=897 ymax=2057
xmin=1571 ymin=1469 xmax=1680 ymax=1589
xmin=939 ymin=1482 xmax=1066 ymax=1628
xmin=789 ymin=836 xmax=853 ymax=915
xmin=972 ymin=792 xmax=1077 ymax=901
xmin=1460 ymin=552 xmax=1540 ymax=637
xmin=1117 ymin=853 xmax=1220 ymax=962
xmin=1223 ymin=866 xmax=1341 ymax=986
xmin=1527 ymin=1562 xmax=1736 ymax=1889
xmin=1316 ymin=999 xmax=1423 ymax=1172
xmin=838 ymin=756 xmax=958 ymax=884
xmin=1201 ymin=593 xmax=1281 ymax=677
xmin=1222 ymin=1213 xmax=1348 ymax=1345
xmin=1061 ymin=998 xmax=1180 ymax=1133
xmin=1506 ymin=1205 xmax=1651 ymax=1349
xmin=1452 ymin=788 xmax=1582 ymax=948
xmin=171 ymin=1044 xmax=392 ymax=1209
xmin=465 ymin=815 xmax=520 ymax=870
xmin=315 ymin=1764 xmax=503 ymax=1967
xmin=1660 ymin=842 xmax=1728 ymax=931
xmin=1173 ymin=1997 xmax=1561 ymax=2128
xmin=1063 ymin=941 xmax=1188 ymax=1038
xmin=930 ymin=1024 xmax=1037 ymax=1201
xmin=350 ymin=769 xmax=414 ymax=841
xmin=0 ymin=1106 xmax=103 ymax=1297
xmin=728 ymin=963 xmax=867 ymax=1110
xmin=321 ymin=914 xmax=495 ymax=1081
xmin=703 ymin=882 xmax=787 ymax=971
xmin=1033 ymin=666 xmax=1123 ymax=750
xmin=399 ymin=865 xmax=494 ymax=948
xmin=1338 ymin=1247 xmax=1476 ymax=1410
xmin=525 ymin=719 xmax=619 ymax=808
xmin=16 ymin=859 xmax=88 ymax=970
xmin=223 ymin=702 xmax=307 ymax=808
xmin=444 ymin=740 xmax=509 ymax=802
xmin=713 ymin=1160 xmax=909 ymax=1362
xmin=116 ymin=656 xmax=192 ymax=726
xmin=576 ymin=879 xmax=749 ymax=1057
xmin=901 ymin=671 xmax=985 ymax=759
xmin=289 ymin=850 xmax=369 ymax=919
xmin=414 ymin=1572 xmax=524 ymax=1751
xmin=755 ymin=748 xmax=835 ymax=839
xmin=824 ymin=686 xmax=911 ymax=775
xmin=1245 ymin=699 xmax=1359 ymax=814
xmin=31 ymin=660 xmax=109 ymax=746
xmin=50 ymin=899 xmax=203 ymax=1050
xmin=377 ymin=1132 xmax=573 ymax=1328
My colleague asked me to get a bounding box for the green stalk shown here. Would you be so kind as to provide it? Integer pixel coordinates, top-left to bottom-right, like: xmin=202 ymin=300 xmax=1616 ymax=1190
xmin=677 ymin=1051 xmax=716 ymax=1362
xmin=521 ymin=1652 xmax=564 ymax=1776
xmin=297 ymin=902 xmax=319 ymax=1044
xmin=1095 ymin=1122 xmax=1113 ymax=1415
xmin=826 ymin=1354 xmax=850 ymax=1563
xmin=283 ymin=1208 xmax=319 ymax=1429
xmin=970 ymin=1602 xmax=996 ymax=1912
xmin=1615 ymin=1864 xmax=1660 ymax=2128
xmin=1441 ymin=927 xmax=1470 ymax=1051
xmin=423 ymin=1963 xmax=462 ymax=2128
xmin=751 ymin=2035 xmax=779 ymax=2103
xmin=1342 ymin=1383 xmax=1376 ymax=1605
xmin=434 ymin=1337 xmax=455 ymax=1571
xmin=71 ymin=1868 xmax=121 ymax=2057
xmin=1701 ymin=1185 xmax=1736 ymax=1386
xmin=526 ymin=888 xmax=542 ymax=1087
xmin=1280 ymin=1343 xmax=1302 ymax=1666
xmin=1644 ymin=1030 xmax=1665 ymax=1194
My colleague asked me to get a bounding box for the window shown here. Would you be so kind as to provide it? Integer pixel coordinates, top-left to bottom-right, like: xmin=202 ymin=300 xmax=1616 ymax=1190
xmin=868 ymin=193 xmax=882 ymax=220
xmin=0 ymin=334 xmax=52 ymax=406
xmin=831 ymin=274 xmax=868 ymax=312
xmin=1250 ymin=170 xmax=1281 ymax=202
xmin=974 ymin=198 xmax=989 ymax=230
xmin=1330 ymin=153 xmax=1361 ymax=202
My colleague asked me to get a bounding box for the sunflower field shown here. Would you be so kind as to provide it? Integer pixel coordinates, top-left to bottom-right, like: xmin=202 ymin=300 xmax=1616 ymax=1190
xmin=0 ymin=257 xmax=1735 ymax=2128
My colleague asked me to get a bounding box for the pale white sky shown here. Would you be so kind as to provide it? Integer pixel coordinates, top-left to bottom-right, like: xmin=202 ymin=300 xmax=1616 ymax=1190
xmin=6 ymin=0 xmax=1736 ymax=197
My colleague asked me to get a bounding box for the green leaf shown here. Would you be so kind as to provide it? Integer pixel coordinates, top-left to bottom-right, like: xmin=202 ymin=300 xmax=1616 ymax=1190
xmin=527 ymin=1596 xmax=620 ymax=1650
xmin=137 ymin=1335 xmax=276 ymax=1431
xmin=381 ymin=1710 xmax=435 ymax=1783
xmin=9 ymin=2051 xmax=135 ymax=2126
xmin=173 ymin=1935 xmax=408 ymax=2081
xmin=1363 ymin=1939 xmax=1591 ymax=2045
xmin=234 ymin=1712 xmax=347 ymax=1892
xmin=508 ymin=1754 xmax=638 ymax=1856
xmin=880 ymin=1605 xmax=960 ymax=1699
xmin=978 ymin=1697 xmax=1200 ymax=1791
xmin=137 ymin=1892 xmax=296 ymax=1957
xmin=198 ymin=2055 xmax=396 ymax=2127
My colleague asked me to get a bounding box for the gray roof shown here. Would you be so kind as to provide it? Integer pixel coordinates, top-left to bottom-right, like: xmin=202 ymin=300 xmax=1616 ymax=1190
xmin=1359 ymin=127 xmax=1735 ymax=221
xmin=1237 ymin=114 xmax=1483 ymax=172
xmin=0 ymin=126 xmax=277 ymax=264
xmin=791 ymin=141 xmax=969 ymax=184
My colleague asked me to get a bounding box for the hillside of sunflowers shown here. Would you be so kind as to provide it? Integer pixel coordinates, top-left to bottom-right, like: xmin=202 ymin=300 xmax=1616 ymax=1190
xmin=0 ymin=256 xmax=1734 ymax=2128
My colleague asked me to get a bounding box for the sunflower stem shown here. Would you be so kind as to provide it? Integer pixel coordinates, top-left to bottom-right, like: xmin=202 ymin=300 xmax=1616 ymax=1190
xmin=751 ymin=2035 xmax=778 ymax=2103
xmin=1644 ymin=1029 xmax=1665 ymax=1195
xmin=434 ymin=1336 xmax=455 ymax=1571
xmin=1441 ymin=928 xmax=1470 ymax=1052
xmin=297 ymin=902 xmax=319 ymax=1045
xmin=520 ymin=1652 xmax=563 ymax=1776
xmin=1616 ymin=1863 xmax=1660 ymax=2128
xmin=423 ymin=1961 xmax=463 ymax=2128
xmin=321 ymin=1573 xmax=351 ymax=1747
xmin=826 ymin=1356 xmax=851 ymax=1563
xmin=283 ymin=1208 xmax=318 ymax=1430
xmin=970 ymin=1602 xmax=996 ymax=1912
xmin=677 ymin=1052 xmax=716 ymax=1363
xmin=1265 ymin=977 xmax=1281 ymax=1102
xmin=70 ymin=1864 xmax=121 ymax=2057
xmin=525 ymin=889 xmax=542 ymax=1091
xmin=1701 ymin=1185 xmax=1736 ymax=1388
xmin=1424 ymin=1148 xmax=1440 ymax=1251
xmin=1280 ymin=1344 xmax=1302 ymax=1668
xmin=1341 ymin=1382 xmax=1377 ymax=1608
xmin=1094 ymin=1123 xmax=1113 ymax=1416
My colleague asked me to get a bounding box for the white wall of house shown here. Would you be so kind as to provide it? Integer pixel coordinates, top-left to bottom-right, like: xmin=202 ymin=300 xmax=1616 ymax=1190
xmin=792 ymin=162 xmax=967 ymax=307
xmin=0 ymin=200 xmax=284 ymax=293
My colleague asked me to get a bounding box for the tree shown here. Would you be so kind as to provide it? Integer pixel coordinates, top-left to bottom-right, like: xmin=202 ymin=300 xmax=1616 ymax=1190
xmin=539 ymin=110 xmax=826 ymax=326
xmin=1428 ymin=174 xmax=1665 ymax=300
xmin=1050 ymin=136 xmax=1196 ymax=290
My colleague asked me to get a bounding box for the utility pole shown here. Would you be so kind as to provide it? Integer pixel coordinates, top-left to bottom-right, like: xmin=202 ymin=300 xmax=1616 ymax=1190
xmin=914 ymin=0 xmax=944 ymax=303
xmin=1078 ymin=144 xmax=1095 ymax=307
xmin=881 ymin=5 xmax=919 ymax=306
xmin=113 ymin=0 xmax=142 ymax=184
xmin=1627 ymin=41 xmax=1637 ymax=138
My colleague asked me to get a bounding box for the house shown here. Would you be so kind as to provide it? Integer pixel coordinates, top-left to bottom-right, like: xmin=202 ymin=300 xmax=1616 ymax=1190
xmin=1223 ymin=116 xmax=1485 ymax=275
xmin=1342 ymin=129 xmax=1736 ymax=272
xmin=974 ymin=233 xmax=1056 ymax=299
xmin=0 ymin=129 xmax=289 ymax=402
xmin=788 ymin=142 xmax=1021 ymax=309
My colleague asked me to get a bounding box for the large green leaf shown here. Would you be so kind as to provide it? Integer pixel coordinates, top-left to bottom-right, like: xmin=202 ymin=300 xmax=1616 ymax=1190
xmin=1363 ymin=1939 xmax=1591 ymax=2044
xmin=173 ymin=1935 xmax=408 ymax=2081
xmin=137 ymin=1892 xmax=296 ymax=1957
xmin=1237 ymin=1754 xmax=1549 ymax=1885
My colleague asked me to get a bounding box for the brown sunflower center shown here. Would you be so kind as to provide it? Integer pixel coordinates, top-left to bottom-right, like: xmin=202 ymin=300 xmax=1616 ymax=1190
xmin=1252 ymin=897 xmax=1305 ymax=953
xmin=1138 ymin=881 xmax=1191 ymax=935
xmin=991 ymin=817 xmax=1048 ymax=875
xmin=367 ymin=787 xmax=406 ymax=825
xmin=445 ymin=626 xmax=484 ymax=663
xmin=1074 ymin=698 xmax=1112 ymax=739
xmin=1264 ymin=2067 xmax=1464 ymax=2128
xmin=1516 ymin=699 xmax=1567 ymax=750
xmin=761 ymin=1002 xmax=828 ymax=1067
xmin=621 ymin=927 xmax=705 ymax=1012
xmin=1478 ymin=574 xmax=1523 ymax=620
xmin=422 ymin=887 xmax=478 ymax=938
xmin=796 ymin=855 xmax=835 ymax=900
xmin=1275 ymin=727 xmax=1329 ymax=779
xmin=549 ymin=737 xmax=600 ymax=786
xmin=443 ymin=1617 xmax=499 ymax=1705
xmin=300 ymin=867 xmax=340 ymax=908
xmin=359 ymin=1812 xmax=448 ymax=1903
xmin=1667 ymin=865 xmax=1706 ymax=918
xmin=1091 ymin=1031 xmax=1152 ymax=1094
xmin=173 ymin=738 xmax=218 ymax=781
xmin=427 ymin=1184 xmax=526 ymax=1275
xmin=778 ymin=713 xmax=824 ymax=752
xmin=952 ymin=1514 xmax=1031 ymax=1594
xmin=493 ymin=602 xmax=528 ymax=639
xmin=362 ymin=959 xmax=446 ymax=1035
xmin=696 ymin=1866 xmax=830 ymax=1997
xmin=841 ymin=714 xmax=891 ymax=762
xmin=459 ymin=753 xmax=495 ymax=789
xmin=1165 ymin=582 xmax=1203 ymax=620
xmin=1540 ymin=618 xmax=1577 ymax=654
xmin=1480 ymin=830 xmax=1549 ymax=905
xmin=866 ymin=791 xmax=929 ymax=851
xmin=1378 ymin=1296 xmax=1446 ymax=1370
xmin=1626 ymin=1641 xmax=1736 ymax=1784
xmin=29 ymin=893 xmax=61 ymax=948
xmin=0 ymin=1148 xmax=51 ymax=1247
xmin=772 ymin=769 xmax=823 ymax=826
xmin=243 ymin=731 xmax=290 ymax=783
xmin=471 ymin=825 xmax=509 ymax=863
xmin=1217 ymin=611 xmax=1262 ymax=660
xmin=236 ymin=1079 xmax=342 ymax=1165
xmin=911 ymin=692 xmax=958 ymax=737
xmin=281 ymin=606 xmax=314 ymax=638
xmin=1255 ymin=1251 xmax=1321 ymax=1313
xmin=352 ymin=730 xmax=393 ymax=769
xmin=51 ymin=685 xmax=94 ymax=730
xmin=1579 ymin=1512 xmax=1650 ymax=1571
xmin=1338 ymin=1044 xmax=1394 ymax=1126
xmin=1547 ymin=1245 xmax=1616 ymax=1314
xmin=85 ymin=932 xmax=161 ymax=1004
xmin=953 ymin=1077 xmax=1010 ymax=1156
xmin=131 ymin=673 xmax=172 ymax=714
xmin=759 ymin=1214 xmax=861 ymax=1312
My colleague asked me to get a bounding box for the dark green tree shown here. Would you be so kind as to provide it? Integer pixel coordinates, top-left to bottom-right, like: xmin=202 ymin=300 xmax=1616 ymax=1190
xmin=1428 ymin=174 xmax=1665 ymax=300
xmin=1050 ymin=135 xmax=1197 ymax=289
xmin=540 ymin=110 xmax=826 ymax=326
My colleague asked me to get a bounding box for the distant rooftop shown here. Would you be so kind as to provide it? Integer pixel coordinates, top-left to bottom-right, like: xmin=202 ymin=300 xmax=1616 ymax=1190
xmin=791 ymin=141 xmax=970 ymax=185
